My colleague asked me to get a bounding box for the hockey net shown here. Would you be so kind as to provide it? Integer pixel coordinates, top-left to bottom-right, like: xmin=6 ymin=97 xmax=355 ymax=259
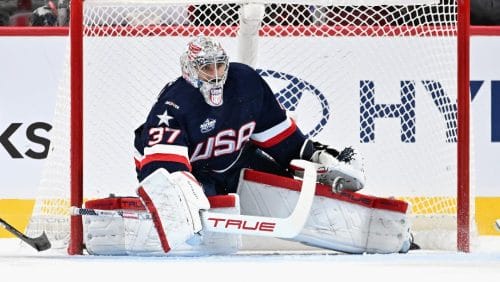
xmin=26 ymin=0 xmax=475 ymax=254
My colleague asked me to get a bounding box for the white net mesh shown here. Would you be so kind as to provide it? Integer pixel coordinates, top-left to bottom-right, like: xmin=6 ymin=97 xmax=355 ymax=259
xmin=27 ymin=0 xmax=475 ymax=252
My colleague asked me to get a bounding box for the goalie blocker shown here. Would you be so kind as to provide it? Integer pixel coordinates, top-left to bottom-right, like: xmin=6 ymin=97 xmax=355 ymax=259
xmin=83 ymin=169 xmax=412 ymax=255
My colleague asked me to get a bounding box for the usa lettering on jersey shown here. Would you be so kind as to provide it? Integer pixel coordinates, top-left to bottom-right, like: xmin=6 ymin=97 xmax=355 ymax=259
xmin=191 ymin=121 xmax=256 ymax=162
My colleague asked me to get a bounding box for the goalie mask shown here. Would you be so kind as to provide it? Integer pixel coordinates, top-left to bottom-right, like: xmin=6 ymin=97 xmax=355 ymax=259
xmin=181 ymin=37 xmax=229 ymax=107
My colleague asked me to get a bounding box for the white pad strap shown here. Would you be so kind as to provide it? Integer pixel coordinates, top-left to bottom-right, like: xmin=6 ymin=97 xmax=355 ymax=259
xmin=237 ymin=169 xmax=411 ymax=254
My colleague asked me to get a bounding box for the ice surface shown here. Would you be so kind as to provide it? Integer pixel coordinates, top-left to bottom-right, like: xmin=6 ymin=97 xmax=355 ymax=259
xmin=1 ymin=236 xmax=499 ymax=282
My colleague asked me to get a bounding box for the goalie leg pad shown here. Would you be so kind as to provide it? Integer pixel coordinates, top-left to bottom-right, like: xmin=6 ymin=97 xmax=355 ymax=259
xmin=83 ymin=197 xmax=163 ymax=256
xmin=237 ymin=169 xmax=411 ymax=254
xmin=83 ymin=194 xmax=241 ymax=256
xmin=136 ymin=169 xmax=209 ymax=253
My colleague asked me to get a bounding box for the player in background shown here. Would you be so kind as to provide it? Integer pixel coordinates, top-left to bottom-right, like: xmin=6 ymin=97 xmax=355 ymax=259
xmin=84 ymin=36 xmax=413 ymax=256
xmin=30 ymin=0 xmax=58 ymax=26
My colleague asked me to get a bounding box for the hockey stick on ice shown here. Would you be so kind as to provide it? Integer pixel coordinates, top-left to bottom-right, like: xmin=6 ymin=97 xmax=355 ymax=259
xmin=0 ymin=217 xmax=51 ymax=251
xmin=72 ymin=159 xmax=316 ymax=238
xmin=73 ymin=208 xmax=153 ymax=220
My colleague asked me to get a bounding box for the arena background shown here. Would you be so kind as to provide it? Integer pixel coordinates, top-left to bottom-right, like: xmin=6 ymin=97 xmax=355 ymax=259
xmin=0 ymin=26 xmax=499 ymax=238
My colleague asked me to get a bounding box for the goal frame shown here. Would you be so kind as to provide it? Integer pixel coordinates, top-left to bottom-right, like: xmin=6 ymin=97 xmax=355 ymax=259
xmin=67 ymin=0 xmax=471 ymax=255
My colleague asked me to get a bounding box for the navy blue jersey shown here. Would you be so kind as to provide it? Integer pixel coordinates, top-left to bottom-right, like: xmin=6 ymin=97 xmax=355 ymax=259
xmin=134 ymin=62 xmax=307 ymax=194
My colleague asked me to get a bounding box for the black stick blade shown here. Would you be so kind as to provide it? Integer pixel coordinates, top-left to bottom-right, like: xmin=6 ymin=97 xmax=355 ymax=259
xmin=0 ymin=218 xmax=51 ymax=251
xmin=30 ymin=232 xmax=52 ymax=251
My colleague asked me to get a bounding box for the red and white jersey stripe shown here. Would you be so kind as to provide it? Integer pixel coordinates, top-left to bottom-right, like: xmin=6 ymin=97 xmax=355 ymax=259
xmin=139 ymin=144 xmax=191 ymax=171
xmin=251 ymin=117 xmax=297 ymax=148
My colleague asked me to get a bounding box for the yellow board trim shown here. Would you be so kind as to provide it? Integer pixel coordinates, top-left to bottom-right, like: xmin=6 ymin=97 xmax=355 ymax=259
xmin=475 ymin=197 xmax=500 ymax=235
xmin=0 ymin=199 xmax=35 ymax=238
xmin=1 ymin=197 xmax=499 ymax=238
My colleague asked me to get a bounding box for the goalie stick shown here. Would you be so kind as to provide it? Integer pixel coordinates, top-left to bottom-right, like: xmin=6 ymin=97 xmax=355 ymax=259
xmin=0 ymin=217 xmax=51 ymax=251
xmin=72 ymin=159 xmax=316 ymax=238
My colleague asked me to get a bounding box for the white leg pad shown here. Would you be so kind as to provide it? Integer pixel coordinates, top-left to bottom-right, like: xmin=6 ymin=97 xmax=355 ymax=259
xmin=136 ymin=169 xmax=198 ymax=253
xmin=83 ymin=194 xmax=241 ymax=256
xmin=237 ymin=169 xmax=411 ymax=254
xmin=83 ymin=197 xmax=163 ymax=256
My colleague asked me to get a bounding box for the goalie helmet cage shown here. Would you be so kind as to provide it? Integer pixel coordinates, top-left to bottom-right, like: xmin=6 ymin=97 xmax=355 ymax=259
xmin=27 ymin=0 xmax=472 ymax=255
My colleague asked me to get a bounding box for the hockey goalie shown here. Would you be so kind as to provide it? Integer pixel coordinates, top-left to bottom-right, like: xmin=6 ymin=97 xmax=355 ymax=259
xmin=83 ymin=36 xmax=415 ymax=256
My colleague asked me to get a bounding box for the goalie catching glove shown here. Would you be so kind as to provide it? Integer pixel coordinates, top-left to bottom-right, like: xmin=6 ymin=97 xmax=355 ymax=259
xmin=296 ymin=140 xmax=366 ymax=192
xmin=136 ymin=169 xmax=209 ymax=253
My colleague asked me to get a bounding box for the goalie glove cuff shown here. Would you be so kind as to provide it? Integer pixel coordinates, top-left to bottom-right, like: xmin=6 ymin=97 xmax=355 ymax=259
xmin=298 ymin=140 xmax=365 ymax=192
xmin=301 ymin=139 xmax=349 ymax=162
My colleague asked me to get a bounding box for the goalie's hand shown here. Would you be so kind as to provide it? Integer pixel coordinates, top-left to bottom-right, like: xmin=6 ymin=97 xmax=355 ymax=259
xmin=301 ymin=141 xmax=366 ymax=192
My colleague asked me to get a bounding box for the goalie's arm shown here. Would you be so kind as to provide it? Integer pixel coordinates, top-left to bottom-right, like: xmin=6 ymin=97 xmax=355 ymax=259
xmin=250 ymin=73 xmax=309 ymax=167
xmin=251 ymin=106 xmax=366 ymax=193
xmin=134 ymin=93 xmax=193 ymax=183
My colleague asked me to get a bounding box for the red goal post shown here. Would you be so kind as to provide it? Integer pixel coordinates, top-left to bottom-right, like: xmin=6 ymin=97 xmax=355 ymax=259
xmin=27 ymin=0 xmax=471 ymax=255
